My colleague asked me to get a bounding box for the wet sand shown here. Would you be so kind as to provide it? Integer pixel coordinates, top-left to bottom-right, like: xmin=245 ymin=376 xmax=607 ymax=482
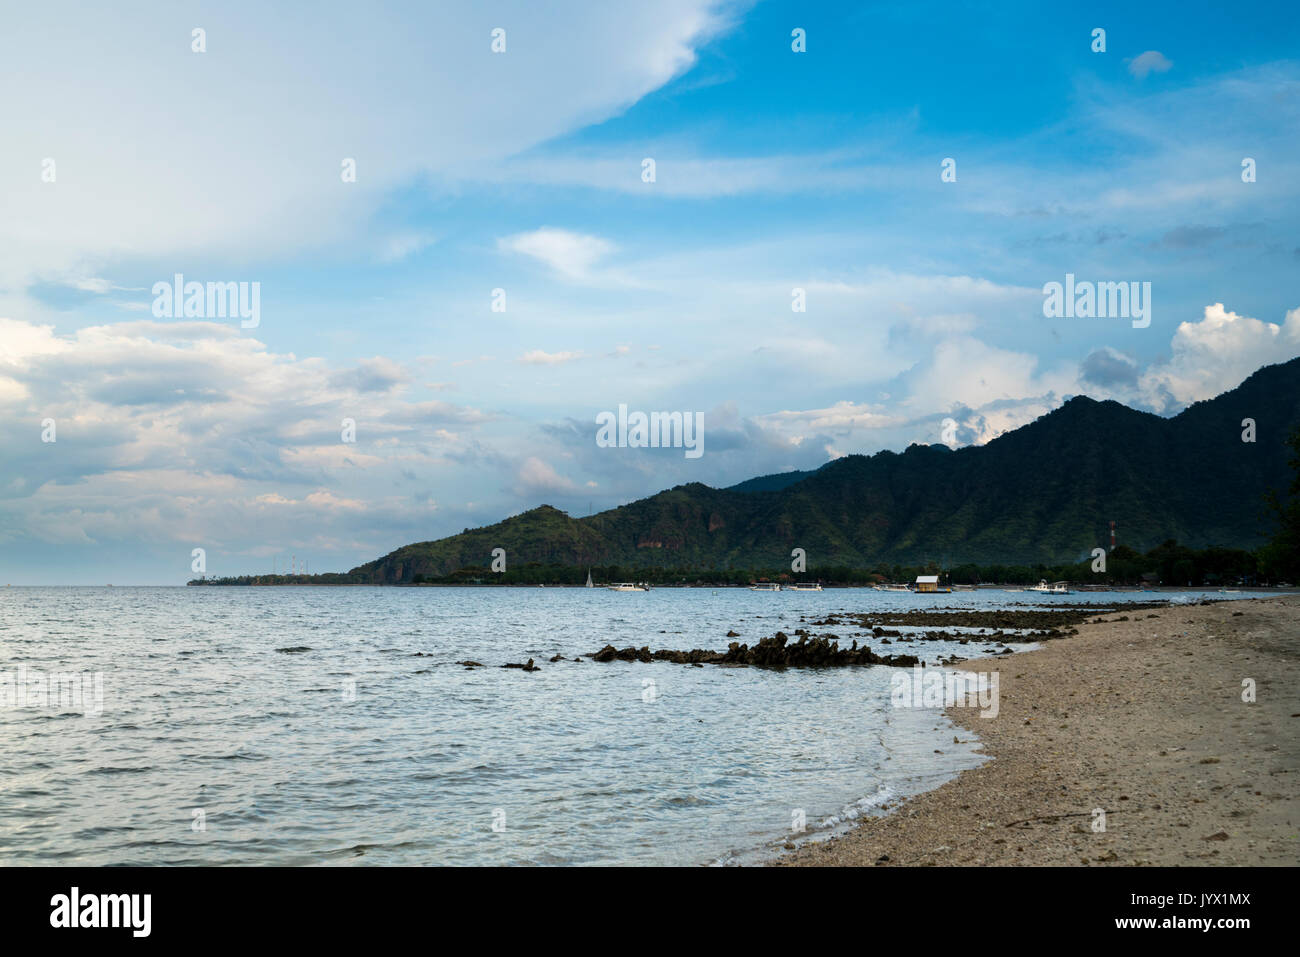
xmin=776 ymin=595 xmax=1300 ymax=866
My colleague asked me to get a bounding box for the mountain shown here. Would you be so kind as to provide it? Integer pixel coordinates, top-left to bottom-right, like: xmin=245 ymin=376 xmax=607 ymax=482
xmin=725 ymin=467 xmax=821 ymax=493
xmin=348 ymin=358 xmax=1300 ymax=583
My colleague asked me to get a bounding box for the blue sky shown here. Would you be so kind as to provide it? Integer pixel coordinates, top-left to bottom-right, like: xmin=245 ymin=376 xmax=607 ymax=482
xmin=1 ymin=0 xmax=1298 ymax=583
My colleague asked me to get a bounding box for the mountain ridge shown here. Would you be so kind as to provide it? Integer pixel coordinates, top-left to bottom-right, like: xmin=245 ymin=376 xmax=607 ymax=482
xmin=347 ymin=358 xmax=1300 ymax=583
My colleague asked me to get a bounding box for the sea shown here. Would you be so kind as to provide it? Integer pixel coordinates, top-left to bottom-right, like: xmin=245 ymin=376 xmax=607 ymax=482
xmin=0 ymin=585 xmax=1245 ymax=866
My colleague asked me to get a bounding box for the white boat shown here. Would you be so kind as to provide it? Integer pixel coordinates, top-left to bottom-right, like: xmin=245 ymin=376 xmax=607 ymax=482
xmin=585 ymin=569 xmax=593 ymax=588
xmin=786 ymin=583 xmax=823 ymax=591
xmin=1027 ymin=580 xmax=1071 ymax=594
xmin=608 ymin=582 xmax=649 ymax=592
xmin=748 ymin=582 xmax=781 ymax=591
xmin=874 ymin=584 xmax=912 ymax=592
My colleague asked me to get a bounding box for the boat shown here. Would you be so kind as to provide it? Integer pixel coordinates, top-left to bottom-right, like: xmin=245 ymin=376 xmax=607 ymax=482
xmin=914 ymin=575 xmax=952 ymax=594
xmin=748 ymin=582 xmax=782 ymax=591
xmin=786 ymin=582 xmax=823 ymax=591
xmin=873 ymin=583 xmax=912 ymax=592
xmin=607 ymin=582 xmax=650 ymax=592
xmin=1027 ymin=580 xmax=1072 ymax=594
xmin=585 ymin=569 xmax=593 ymax=588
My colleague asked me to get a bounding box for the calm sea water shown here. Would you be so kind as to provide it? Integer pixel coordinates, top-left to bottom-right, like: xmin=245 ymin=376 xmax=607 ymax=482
xmin=0 ymin=586 xmax=1237 ymax=866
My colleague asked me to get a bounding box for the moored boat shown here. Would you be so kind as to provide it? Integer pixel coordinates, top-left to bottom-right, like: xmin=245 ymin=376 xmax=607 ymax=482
xmin=1027 ymin=580 xmax=1072 ymax=594
xmin=914 ymin=575 xmax=952 ymax=594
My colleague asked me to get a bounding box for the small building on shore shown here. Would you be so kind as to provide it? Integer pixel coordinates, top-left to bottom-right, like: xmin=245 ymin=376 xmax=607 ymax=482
xmin=915 ymin=574 xmax=941 ymax=593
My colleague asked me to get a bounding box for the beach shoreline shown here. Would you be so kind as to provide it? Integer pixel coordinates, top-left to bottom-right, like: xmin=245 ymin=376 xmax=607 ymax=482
xmin=774 ymin=595 xmax=1300 ymax=866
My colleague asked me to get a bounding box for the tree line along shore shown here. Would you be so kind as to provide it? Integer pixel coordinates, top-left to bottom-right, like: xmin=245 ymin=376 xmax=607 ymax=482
xmin=188 ymin=539 xmax=1286 ymax=588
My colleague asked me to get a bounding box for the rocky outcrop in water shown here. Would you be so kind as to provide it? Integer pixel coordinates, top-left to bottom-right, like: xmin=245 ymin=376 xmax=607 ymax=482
xmin=805 ymin=602 xmax=1166 ymax=636
xmin=588 ymin=632 xmax=920 ymax=668
xmin=584 ymin=602 xmax=1177 ymax=670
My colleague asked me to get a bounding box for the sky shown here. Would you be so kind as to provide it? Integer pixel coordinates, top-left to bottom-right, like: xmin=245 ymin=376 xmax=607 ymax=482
xmin=1 ymin=0 xmax=1298 ymax=584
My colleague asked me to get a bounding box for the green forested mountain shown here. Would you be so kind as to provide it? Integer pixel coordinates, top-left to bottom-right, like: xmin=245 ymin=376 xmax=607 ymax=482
xmin=725 ymin=468 xmax=820 ymax=493
xmin=348 ymin=358 xmax=1300 ymax=583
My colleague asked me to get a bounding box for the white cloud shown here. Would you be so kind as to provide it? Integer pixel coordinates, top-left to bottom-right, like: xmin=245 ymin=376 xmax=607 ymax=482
xmin=0 ymin=317 xmax=68 ymax=366
xmin=0 ymin=1 xmax=735 ymax=286
xmin=498 ymin=228 xmax=615 ymax=280
xmin=1139 ymin=303 xmax=1300 ymax=412
xmin=740 ymin=302 xmax=1300 ymax=459
xmin=753 ymin=401 xmax=902 ymax=442
xmin=1128 ymin=50 xmax=1173 ymax=79
xmin=899 ymin=336 xmax=1078 ymax=419
xmin=0 ymin=316 xmax=497 ymax=559
xmin=887 ymin=313 xmax=978 ymax=344
xmin=742 ymin=341 xmax=1073 ymax=455
xmin=69 ymin=277 xmax=118 ymax=294
xmin=518 ymin=349 xmax=585 ymax=365
xmin=515 ymin=456 xmax=577 ymax=493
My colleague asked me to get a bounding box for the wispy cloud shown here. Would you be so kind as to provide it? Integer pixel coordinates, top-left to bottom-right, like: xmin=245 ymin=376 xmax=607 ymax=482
xmin=498 ymin=228 xmax=615 ymax=281
xmin=1127 ymin=50 xmax=1173 ymax=79
xmin=518 ymin=349 xmax=585 ymax=365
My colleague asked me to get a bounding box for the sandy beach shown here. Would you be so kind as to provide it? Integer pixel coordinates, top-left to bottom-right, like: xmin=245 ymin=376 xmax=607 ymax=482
xmin=777 ymin=595 xmax=1300 ymax=866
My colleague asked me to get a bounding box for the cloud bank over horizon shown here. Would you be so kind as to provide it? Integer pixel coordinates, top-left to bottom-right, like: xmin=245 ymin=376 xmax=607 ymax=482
xmin=2 ymin=301 xmax=1294 ymax=581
